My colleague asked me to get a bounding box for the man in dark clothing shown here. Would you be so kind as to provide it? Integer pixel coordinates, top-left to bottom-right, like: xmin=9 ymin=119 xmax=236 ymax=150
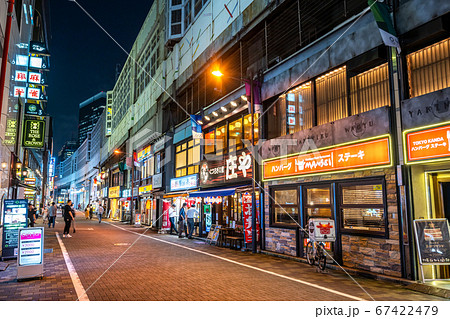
xmin=28 ymin=203 xmax=36 ymax=227
xmin=178 ymin=203 xmax=188 ymax=238
xmin=63 ymin=200 xmax=74 ymax=238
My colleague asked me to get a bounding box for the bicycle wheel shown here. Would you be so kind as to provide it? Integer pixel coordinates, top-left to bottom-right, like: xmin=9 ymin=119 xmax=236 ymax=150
xmin=317 ymin=243 xmax=327 ymax=271
xmin=306 ymin=241 xmax=315 ymax=266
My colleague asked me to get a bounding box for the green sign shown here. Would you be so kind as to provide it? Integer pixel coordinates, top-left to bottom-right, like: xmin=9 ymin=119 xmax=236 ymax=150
xmin=2 ymin=118 xmax=17 ymax=146
xmin=22 ymin=119 xmax=45 ymax=148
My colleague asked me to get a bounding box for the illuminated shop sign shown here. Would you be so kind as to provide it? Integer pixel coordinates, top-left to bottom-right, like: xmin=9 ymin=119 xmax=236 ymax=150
xmin=29 ymin=56 xmax=43 ymax=68
xmin=28 ymin=72 xmax=42 ymax=84
xmin=137 ymin=145 xmax=151 ymax=162
xmin=263 ymin=136 xmax=391 ymax=181
xmin=404 ymin=123 xmax=450 ymax=164
xmin=199 ymin=150 xmax=253 ymax=187
xmin=170 ymin=174 xmax=198 ymax=192
xmin=22 ymin=119 xmax=46 ymax=148
xmin=139 ymin=185 xmax=153 ymax=195
xmin=49 ymin=157 xmax=55 ymax=177
xmin=15 ymin=70 xmax=27 ymax=82
xmin=27 ymin=87 xmax=41 ymax=100
xmin=15 ymin=55 xmax=29 ymax=66
xmin=109 ymin=186 xmax=121 ymax=198
xmin=3 ymin=118 xmax=17 ymax=146
xmin=13 ymin=86 xmax=26 ymax=97
xmin=25 ymin=103 xmax=44 ymax=116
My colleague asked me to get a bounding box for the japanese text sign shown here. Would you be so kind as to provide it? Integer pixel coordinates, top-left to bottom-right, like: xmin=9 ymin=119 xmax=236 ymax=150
xmin=170 ymin=174 xmax=198 ymax=191
xmin=263 ymin=136 xmax=391 ymax=180
xmin=18 ymin=227 xmax=44 ymax=266
xmin=414 ymin=219 xmax=450 ymax=265
xmin=405 ymin=124 xmax=450 ymax=164
xmin=242 ymin=194 xmax=260 ymax=244
xmin=200 ymin=150 xmax=252 ymax=187
xmin=2 ymin=199 xmax=28 ymax=259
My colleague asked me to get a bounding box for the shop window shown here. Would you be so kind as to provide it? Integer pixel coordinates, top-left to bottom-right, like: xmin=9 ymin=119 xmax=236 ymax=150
xmin=268 ymin=97 xmax=287 ymax=139
xmin=350 ymin=63 xmax=390 ymax=114
xmin=271 ymin=188 xmax=299 ymax=227
xmin=304 ymin=186 xmax=332 ymax=220
xmin=243 ymin=114 xmax=259 ymax=145
xmin=205 ymin=130 xmax=215 ymax=154
xmin=229 ymin=118 xmax=243 ymax=153
xmin=286 ymin=82 xmax=314 ymax=134
xmin=216 ymin=125 xmax=227 ymax=155
xmin=339 ymin=181 xmax=386 ymax=235
xmin=407 ymin=38 xmax=450 ymax=98
xmin=175 ymin=139 xmax=200 ymax=178
xmin=316 ymin=67 xmax=347 ymax=125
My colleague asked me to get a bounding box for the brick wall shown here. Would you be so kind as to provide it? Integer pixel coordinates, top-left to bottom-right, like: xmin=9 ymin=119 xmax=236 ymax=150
xmin=264 ymin=168 xmax=402 ymax=277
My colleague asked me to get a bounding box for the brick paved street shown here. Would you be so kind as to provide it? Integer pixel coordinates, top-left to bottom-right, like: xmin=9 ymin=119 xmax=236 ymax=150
xmin=0 ymin=212 xmax=447 ymax=301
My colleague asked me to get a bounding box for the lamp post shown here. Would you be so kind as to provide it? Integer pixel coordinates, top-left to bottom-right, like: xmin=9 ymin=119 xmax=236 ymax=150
xmin=114 ymin=150 xmax=135 ymax=225
xmin=212 ymin=69 xmax=259 ymax=253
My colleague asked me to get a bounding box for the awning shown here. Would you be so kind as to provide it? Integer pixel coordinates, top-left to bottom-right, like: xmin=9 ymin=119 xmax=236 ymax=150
xmin=188 ymin=187 xmax=236 ymax=198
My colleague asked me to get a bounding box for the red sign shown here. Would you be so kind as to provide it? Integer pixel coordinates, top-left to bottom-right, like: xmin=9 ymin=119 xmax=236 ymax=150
xmin=162 ymin=201 xmax=171 ymax=230
xmin=263 ymin=137 xmax=391 ymax=180
xmin=405 ymin=124 xmax=450 ymax=163
xmin=242 ymin=194 xmax=260 ymax=244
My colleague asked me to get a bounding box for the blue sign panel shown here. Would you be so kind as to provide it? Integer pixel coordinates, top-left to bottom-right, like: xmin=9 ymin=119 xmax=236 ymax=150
xmin=170 ymin=174 xmax=198 ymax=192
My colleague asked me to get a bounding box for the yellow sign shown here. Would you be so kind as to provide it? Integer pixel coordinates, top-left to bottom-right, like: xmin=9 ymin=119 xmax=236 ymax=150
xmin=109 ymin=186 xmax=121 ymax=198
xmin=139 ymin=185 xmax=153 ymax=195
xmin=137 ymin=145 xmax=151 ymax=162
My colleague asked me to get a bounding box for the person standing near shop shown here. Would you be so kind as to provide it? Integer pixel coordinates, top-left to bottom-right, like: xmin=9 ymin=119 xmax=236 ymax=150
xmin=28 ymin=203 xmax=36 ymax=227
xmin=169 ymin=203 xmax=178 ymax=234
xmin=63 ymin=200 xmax=74 ymax=238
xmin=48 ymin=202 xmax=57 ymax=228
xmin=186 ymin=204 xmax=198 ymax=239
xmin=97 ymin=204 xmax=104 ymax=223
xmin=178 ymin=203 xmax=188 ymax=238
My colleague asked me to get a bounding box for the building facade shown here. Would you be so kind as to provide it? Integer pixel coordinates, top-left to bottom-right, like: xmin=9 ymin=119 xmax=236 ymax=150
xmin=55 ymin=0 xmax=450 ymax=282
xmin=78 ymin=92 xmax=107 ymax=146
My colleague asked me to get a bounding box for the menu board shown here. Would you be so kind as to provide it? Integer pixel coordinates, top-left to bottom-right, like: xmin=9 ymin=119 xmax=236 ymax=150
xmin=18 ymin=228 xmax=43 ymax=266
xmin=2 ymin=199 xmax=28 ymax=258
xmin=414 ymin=219 xmax=450 ymax=265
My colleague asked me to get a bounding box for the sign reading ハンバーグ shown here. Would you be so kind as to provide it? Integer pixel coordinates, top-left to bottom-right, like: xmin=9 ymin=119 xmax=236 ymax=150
xmin=22 ymin=119 xmax=45 ymax=148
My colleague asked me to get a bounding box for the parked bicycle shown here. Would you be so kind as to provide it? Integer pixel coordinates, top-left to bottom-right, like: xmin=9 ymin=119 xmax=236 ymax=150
xmin=305 ymin=218 xmax=336 ymax=271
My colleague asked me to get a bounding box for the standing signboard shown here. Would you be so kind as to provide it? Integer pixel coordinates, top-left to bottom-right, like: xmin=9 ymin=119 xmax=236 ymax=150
xmin=2 ymin=199 xmax=28 ymax=259
xmin=414 ymin=219 xmax=450 ymax=282
xmin=17 ymin=227 xmax=44 ymax=280
xmin=161 ymin=202 xmax=171 ymax=231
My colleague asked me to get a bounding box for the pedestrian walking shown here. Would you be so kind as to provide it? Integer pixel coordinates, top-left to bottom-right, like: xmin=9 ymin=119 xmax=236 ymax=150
xmin=42 ymin=206 xmax=49 ymax=226
xmin=168 ymin=203 xmax=178 ymax=234
xmin=97 ymin=204 xmax=104 ymax=223
xmin=177 ymin=203 xmax=188 ymax=238
xmin=85 ymin=204 xmax=90 ymax=219
xmin=48 ymin=202 xmax=57 ymax=228
xmin=27 ymin=203 xmax=36 ymax=227
xmin=186 ymin=204 xmax=198 ymax=239
xmin=63 ymin=200 xmax=74 ymax=238
xmin=89 ymin=205 xmax=94 ymax=220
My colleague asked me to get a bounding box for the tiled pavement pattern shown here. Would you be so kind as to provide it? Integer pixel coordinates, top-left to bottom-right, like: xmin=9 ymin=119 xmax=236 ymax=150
xmin=0 ymin=212 xmax=446 ymax=301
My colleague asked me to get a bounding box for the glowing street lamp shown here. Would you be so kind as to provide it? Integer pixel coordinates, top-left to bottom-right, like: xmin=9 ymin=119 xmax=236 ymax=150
xmin=212 ymin=70 xmax=224 ymax=77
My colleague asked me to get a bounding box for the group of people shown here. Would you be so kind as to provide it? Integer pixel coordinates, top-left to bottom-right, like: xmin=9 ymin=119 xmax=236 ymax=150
xmin=84 ymin=203 xmax=105 ymax=223
xmin=168 ymin=202 xmax=198 ymax=239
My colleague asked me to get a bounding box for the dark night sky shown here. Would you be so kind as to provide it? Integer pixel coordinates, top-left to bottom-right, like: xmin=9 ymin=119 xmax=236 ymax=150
xmin=47 ymin=0 xmax=154 ymax=154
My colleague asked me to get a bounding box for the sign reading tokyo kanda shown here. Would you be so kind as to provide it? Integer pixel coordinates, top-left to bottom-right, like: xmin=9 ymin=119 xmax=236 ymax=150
xmin=200 ymin=150 xmax=252 ymax=187
xmin=22 ymin=119 xmax=46 ymax=148
xmin=405 ymin=124 xmax=450 ymax=164
xmin=263 ymin=136 xmax=391 ymax=180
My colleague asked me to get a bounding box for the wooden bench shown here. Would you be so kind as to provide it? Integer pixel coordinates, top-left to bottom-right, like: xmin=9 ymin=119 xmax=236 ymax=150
xmin=225 ymin=235 xmax=244 ymax=250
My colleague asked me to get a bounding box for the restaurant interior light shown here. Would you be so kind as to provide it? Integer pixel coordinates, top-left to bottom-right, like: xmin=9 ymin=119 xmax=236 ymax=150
xmin=204 ymin=115 xmax=211 ymax=121
xmin=230 ymin=101 xmax=237 ymax=107
xmin=241 ymin=95 xmax=247 ymax=101
xmin=221 ymin=106 xmax=227 ymax=112
xmin=212 ymin=111 xmax=219 ymax=117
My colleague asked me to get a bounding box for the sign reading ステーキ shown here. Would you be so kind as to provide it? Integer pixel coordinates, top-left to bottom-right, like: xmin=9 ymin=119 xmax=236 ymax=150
xmin=22 ymin=119 xmax=45 ymax=148
xmin=263 ymin=137 xmax=391 ymax=180
xmin=414 ymin=219 xmax=450 ymax=265
xmin=405 ymin=124 xmax=450 ymax=164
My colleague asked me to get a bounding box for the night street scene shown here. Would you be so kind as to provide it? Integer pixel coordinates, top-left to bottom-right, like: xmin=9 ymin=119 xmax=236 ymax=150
xmin=0 ymin=0 xmax=450 ymax=317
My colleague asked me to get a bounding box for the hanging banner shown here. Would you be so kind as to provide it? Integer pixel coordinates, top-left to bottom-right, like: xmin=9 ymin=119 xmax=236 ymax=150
xmin=242 ymin=193 xmax=260 ymax=244
xmin=414 ymin=219 xmax=450 ymax=265
xmin=204 ymin=204 xmax=212 ymax=232
xmin=162 ymin=201 xmax=171 ymax=231
xmin=190 ymin=115 xmax=203 ymax=139
xmin=368 ymin=0 xmax=401 ymax=53
xmin=245 ymin=80 xmax=262 ymax=113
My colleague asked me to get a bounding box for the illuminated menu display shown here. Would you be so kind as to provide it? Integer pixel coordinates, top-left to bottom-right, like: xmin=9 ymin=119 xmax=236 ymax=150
xmin=405 ymin=124 xmax=450 ymax=163
xmin=1 ymin=199 xmax=28 ymax=258
xmin=263 ymin=136 xmax=391 ymax=180
xmin=18 ymin=228 xmax=44 ymax=266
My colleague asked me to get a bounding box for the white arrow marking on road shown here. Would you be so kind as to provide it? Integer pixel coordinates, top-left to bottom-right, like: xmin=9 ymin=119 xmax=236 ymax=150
xmin=107 ymin=223 xmax=365 ymax=301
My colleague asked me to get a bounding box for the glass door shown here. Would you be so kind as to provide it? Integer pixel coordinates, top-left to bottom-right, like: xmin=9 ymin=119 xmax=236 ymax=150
xmin=302 ymin=185 xmax=336 ymax=259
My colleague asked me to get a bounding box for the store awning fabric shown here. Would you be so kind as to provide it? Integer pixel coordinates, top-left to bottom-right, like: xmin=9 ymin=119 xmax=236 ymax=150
xmin=188 ymin=187 xmax=236 ymax=198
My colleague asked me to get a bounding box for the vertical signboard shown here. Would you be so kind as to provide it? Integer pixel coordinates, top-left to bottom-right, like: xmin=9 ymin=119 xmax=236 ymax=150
xmin=2 ymin=199 xmax=28 ymax=258
xmin=2 ymin=118 xmax=17 ymax=146
xmin=204 ymin=204 xmax=212 ymax=232
xmin=242 ymin=194 xmax=260 ymax=244
xmin=17 ymin=227 xmax=44 ymax=280
xmin=22 ymin=119 xmax=46 ymax=148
